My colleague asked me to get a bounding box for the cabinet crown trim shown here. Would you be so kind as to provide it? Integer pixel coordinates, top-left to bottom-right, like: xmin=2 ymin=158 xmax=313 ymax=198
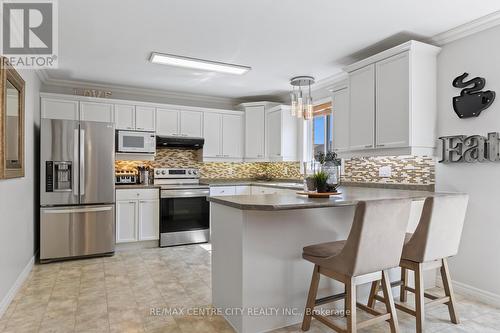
xmin=343 ymin=40 xmax=441 ymax=73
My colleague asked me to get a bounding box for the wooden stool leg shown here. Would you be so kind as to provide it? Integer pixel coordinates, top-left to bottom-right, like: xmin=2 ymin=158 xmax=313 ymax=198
xmin=441 ymin=258 xmax=460 ymax=324
xmin=367 ymin=280 xmax=379 ymax=308
xmin=302 ymin=265 xmax=320 ymax=331
xmin=400 ymin=267 xmax=408 ymax=302
xmin=381 ymin=270 xmax=400 ymax=333
xmin=414 ymin=263 xmax=425 ymax=333
xmin=346 ymin=278 xmax=357 ymax=333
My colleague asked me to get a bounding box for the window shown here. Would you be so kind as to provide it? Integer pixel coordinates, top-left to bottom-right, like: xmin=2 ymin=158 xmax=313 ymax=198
xmin=312 ymin=102 xmax=333 ymax=157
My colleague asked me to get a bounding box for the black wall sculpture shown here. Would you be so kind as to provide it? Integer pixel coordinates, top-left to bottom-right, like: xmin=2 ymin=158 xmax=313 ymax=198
xmin=452 ymin=72 xmax=495 ymax=118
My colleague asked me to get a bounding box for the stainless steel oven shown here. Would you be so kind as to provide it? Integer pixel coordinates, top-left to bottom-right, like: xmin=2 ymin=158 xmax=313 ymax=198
xmin=154 ymin=168 xmax=210 ymax=247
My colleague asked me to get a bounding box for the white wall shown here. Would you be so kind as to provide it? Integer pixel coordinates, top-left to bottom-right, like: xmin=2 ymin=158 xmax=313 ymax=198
xmin=436 ymin=25 xmax=500 ymax=299
xmin=0 ymin=69 xmax=41 ymax=315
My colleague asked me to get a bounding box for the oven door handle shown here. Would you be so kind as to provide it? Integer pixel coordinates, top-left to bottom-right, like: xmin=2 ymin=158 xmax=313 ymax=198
xmin=161 ymin=189 xmax=210 ymax=198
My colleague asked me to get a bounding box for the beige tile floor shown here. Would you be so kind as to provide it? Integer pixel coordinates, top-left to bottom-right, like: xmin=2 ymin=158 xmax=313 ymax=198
xmin=0 ymin=244 xmax=499 ymax=333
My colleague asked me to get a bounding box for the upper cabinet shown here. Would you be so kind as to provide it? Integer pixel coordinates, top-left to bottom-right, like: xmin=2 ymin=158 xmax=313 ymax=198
xmin=203 ymin=111 xmax=243 ymax=160
xmin=80 ymin=101 xmax=114 ymax=123
xmin=156 ymin=108 xmax=202 ymax=137
xmin=265 ymin=105 xmax=298 ymax=161
xmin=332 ymin=87 xmax=349 ymax=152
xmin=115 ymin=104 xmax=155 ymax=131
xmin=135 ymin=106 xmax=155 ymax=131
xmin=342 ymin=40 xmax=441 ymax=156
xmin=239 ymin=102 xmax=279 ymax=161
xmin=180 ymin=111 xmax=203 ymax=137
xmin=348 ymin=64 xmax=375 ymax=150
xmin=114 ymin=104 xmax=135 ymax=130
xmin=41 ymin=98 xmax=79 ymax=120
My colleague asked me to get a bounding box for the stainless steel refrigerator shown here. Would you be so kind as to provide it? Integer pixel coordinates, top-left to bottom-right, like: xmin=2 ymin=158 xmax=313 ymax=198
xmin=40 ymin=119 xmax=115 ymax=262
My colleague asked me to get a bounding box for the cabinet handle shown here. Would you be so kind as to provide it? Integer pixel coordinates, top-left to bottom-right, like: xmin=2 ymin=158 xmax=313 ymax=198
xmin=129 ymin=201 xmax=135 ymax=203
xmin=364 ymin=145 xmax=373 ymax=148
xmin=136 ymin=127 xmax=144 ymax=130
xmin=376 ymin=144 xmax=385 ymax=147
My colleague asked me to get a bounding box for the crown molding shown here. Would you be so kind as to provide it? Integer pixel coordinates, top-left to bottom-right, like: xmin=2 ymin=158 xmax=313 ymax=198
xmin=41 ymin=77 xmax=240 ymax=106
xmin=431 ymin=10 xmax=500 ymax=46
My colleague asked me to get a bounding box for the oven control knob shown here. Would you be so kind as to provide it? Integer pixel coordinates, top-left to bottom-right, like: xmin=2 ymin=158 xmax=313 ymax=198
xmin=161 ymin=170 xmax=166 ymax=175
xmin=188 ymin=170 xmax=193 ymax=175
xmin=155 ymin=170 xmax=160 ymax=175
xmin=193 ymin=170 xmax=198 ymax=175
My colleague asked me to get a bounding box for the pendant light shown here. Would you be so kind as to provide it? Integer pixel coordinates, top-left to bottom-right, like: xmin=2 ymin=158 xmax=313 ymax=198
xmin=290 ymin=76 xmax=315 ymax=120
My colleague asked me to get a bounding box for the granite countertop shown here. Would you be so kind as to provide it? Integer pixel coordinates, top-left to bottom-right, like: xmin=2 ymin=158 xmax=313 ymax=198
xmin=115 ymin=184 xmax=161 ymax=190
xmin=200 ymin=178 xmax=304 ymax=190
xmin=207 ymin=186 xmax=458 ymax=211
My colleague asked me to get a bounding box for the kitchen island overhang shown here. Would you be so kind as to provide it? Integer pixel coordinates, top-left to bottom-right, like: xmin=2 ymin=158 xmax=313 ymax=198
xmin=208 ymin=186 xmax=457 ymax=333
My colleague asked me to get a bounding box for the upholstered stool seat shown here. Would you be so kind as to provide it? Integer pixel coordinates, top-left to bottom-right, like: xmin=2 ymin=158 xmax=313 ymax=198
xmin=301 ymin=199 xmax=413 ymax=333
xmin=303 ymin=240 xmax=346 ymax=259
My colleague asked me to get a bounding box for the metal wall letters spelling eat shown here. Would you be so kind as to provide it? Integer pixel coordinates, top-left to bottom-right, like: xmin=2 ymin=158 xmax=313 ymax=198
xmin=439 ymin=133 xmax=500 ymax=163
xmin=452 ymin=73 xmax=495 ymax=118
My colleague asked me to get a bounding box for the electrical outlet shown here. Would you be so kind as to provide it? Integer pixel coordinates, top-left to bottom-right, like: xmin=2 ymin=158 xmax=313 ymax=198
xmin=379 ymin=166 xmax=392 ymax=178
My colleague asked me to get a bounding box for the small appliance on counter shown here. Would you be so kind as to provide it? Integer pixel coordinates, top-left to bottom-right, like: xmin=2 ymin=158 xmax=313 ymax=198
xmin=115 ymin=170 xmax=138 ymax=184
xmin=137 ymin=165 xmax=152 ymax=185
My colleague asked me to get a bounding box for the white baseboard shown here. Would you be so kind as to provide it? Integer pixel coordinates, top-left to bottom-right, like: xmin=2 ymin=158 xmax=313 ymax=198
xmin=0 ymin=256 xmax=35 ymax=319
xmin=437 ymin=279 xmax=500 ymax=308
xmin=115 ymin=240 xmax=159 ymax=252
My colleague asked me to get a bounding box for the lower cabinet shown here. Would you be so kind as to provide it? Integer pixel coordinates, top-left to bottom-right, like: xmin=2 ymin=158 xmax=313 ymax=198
xmin=116 ymin=189 xmax=159 ymax=243
xmin=209 ymin=185 xmax=294 ymax=196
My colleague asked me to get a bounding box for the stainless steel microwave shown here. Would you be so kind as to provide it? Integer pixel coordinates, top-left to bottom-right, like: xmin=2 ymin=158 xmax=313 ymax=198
xmin=116 ymin=130 xmax=156 ymax=154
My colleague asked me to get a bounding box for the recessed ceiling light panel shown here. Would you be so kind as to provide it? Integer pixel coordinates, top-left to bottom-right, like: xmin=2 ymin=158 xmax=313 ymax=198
xmin=149 ymin=52 xmax=251 ymax=75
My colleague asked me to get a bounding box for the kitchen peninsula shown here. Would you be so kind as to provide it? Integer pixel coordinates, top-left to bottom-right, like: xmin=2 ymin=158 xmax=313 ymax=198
xmin=208 ymin=186 xmax=452 ymax=333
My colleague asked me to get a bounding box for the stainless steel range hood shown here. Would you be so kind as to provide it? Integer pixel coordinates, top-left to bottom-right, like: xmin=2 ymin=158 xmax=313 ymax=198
xmin=156 ymin=135 xmax=204 ymax=149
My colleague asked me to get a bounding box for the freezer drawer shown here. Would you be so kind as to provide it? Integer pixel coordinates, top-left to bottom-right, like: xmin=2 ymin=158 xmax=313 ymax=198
xmin=40 ymin=204 xmax=115 ymax=261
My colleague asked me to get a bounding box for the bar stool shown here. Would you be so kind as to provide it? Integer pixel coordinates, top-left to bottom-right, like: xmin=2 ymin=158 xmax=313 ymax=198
xmin=367 ymin=195 xmax=469 ymax=333
xmin=301 ymin=199 xmax=412 ymax=333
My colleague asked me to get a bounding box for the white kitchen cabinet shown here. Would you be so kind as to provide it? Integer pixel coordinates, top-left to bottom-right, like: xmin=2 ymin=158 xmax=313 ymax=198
xmin=203 ymin=111 xmax=243 ymax=160
xmin=348 ymin=64 xmax=375 ymax=150
xmin=80 ymin=101 xmax=114 ymax=123
xmin=156 ymin=108 xmax=179 ymax=136
xmin=265 ymin=105 xmax=298 ymax=161
xmin=116 ymin=200 xmax=137 ymax=243
xmin=251 ymin=186 xmax=279 ymax=195
xmin=343 ymin=40 xmax=441 ymax=156
xmin=157 ymin=108 xmax=202 ymax=137
xmin=222 ymin=114 xmax=243 ymax=158
xmin=235 ymin=185 xmax=251 ymax=195
xmin=203 ymin=112 xmax=222 ymax=158
xmin=138 ymin=199 xmax=159 ymax=240
xmin=210 ymin=186 xmax=236 ymax=196
xmin=244 ymin=105 xmax=266 ymax=160
xmin=332 ymin=88 xmax=349 ymax=152
xmin=115 ymin=189 xmax=159 ymax=243
xmin=375 ymin=52 xmax=410 ymax=148
xmin=180 ymin=111 xmax=203 ymax=137
xmin=114 ymin=104 xmax=135 ymax=130
xmin=135 ymin=106 xmax=156 ymax=131
xmin=41 ymin=98 xmax=79 ymax=120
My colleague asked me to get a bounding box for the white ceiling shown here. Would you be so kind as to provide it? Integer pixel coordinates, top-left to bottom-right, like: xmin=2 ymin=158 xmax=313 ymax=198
xmin=48 ymin=0 xmax=500 ymax=99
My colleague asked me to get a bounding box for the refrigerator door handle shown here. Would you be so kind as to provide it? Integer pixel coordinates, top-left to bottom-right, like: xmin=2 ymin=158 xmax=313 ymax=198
xmin=80 ymin=129 xmax=85 ymax=196
xmin=73 ymin=129 xmax=79 ymax=196
xmin=42 ymin=206 xmax=114 ymax=214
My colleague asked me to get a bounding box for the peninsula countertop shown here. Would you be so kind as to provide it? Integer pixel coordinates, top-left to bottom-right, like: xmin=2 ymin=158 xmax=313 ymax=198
xmin=207 ymin=186 xmax=456 ymax=211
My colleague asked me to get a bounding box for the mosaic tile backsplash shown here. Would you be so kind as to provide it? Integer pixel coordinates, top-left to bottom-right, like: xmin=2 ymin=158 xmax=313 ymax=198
xmin=115 ymin=148 xmax=302 ymax=179
xmin=342 ymin=156 xmax=435 ymax=186
xmin=115 ymin=149 xmax=435 ymax=186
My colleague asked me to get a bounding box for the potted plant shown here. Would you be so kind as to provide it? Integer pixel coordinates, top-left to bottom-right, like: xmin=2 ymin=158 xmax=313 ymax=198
xmin=313 ymin=171 xmax=329 ymax=193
